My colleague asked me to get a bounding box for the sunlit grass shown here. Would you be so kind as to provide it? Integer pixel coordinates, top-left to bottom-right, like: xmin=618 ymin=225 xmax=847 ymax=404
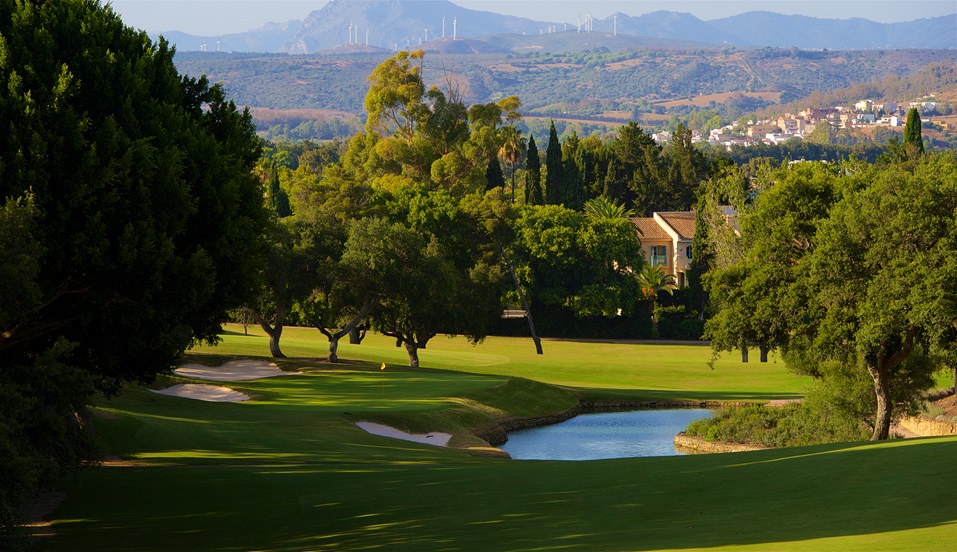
xmin=38 ymin=325 xmax=957 ymax=551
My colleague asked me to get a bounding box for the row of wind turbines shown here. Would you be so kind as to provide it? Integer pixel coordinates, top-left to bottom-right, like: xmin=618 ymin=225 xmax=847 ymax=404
xmin=345 ymin=16 xmax=459 ymax=49
xmin=344 ymin=12 xmax=622 ymax=50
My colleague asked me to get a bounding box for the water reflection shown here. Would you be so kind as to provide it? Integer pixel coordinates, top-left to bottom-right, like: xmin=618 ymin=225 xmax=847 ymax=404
xmin=501 ymin=409 xmax=715 ymax=461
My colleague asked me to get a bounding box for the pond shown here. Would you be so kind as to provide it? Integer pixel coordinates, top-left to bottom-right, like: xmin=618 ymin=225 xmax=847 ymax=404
xmin=501 ymin=408 xmax=715 ymax=461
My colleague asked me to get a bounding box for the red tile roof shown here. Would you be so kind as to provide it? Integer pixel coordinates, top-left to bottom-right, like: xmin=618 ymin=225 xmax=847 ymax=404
xmin=657 ymin=212 xmax=696 ymax=240
xmin=631 ymin=217 xmax=671 ymax=240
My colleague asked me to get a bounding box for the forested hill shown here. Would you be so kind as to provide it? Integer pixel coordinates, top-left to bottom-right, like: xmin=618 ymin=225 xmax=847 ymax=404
xmin=174 ymin=48 xmax=951 ymax=117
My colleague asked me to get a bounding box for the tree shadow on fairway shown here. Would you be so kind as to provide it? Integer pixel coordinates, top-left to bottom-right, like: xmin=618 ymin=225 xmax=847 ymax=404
xmin=45 ymin=438 xmax=957 ymax=551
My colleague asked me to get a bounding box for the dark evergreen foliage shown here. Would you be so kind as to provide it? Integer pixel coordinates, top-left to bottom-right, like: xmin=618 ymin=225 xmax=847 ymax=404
xmin=544 ymin=121 xmax=562 ymax=205
xmin=903 ymin=107 xmax=924 ymax=154
xmin=524 ymin=134 xmax=543 ymax=205
xmin=485 ymin=158 xmax=506 ymax=191
xmin=0 ymin=0 xmax=269 ymax=538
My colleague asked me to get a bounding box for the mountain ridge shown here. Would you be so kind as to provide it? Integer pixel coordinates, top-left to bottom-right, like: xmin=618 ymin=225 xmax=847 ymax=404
xmin=158 ymin=1 xmax=956 ymax=53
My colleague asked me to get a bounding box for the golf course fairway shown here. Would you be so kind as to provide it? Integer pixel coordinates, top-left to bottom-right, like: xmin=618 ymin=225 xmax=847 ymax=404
xmin=37 ymin=326 xmax=957 ymax=551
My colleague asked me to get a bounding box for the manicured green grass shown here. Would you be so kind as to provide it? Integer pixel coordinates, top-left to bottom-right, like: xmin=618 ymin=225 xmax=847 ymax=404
xmin=205 ymin=324 xmax=807 ymax=401
xmin=39 ymin=328 xmax=957 ymax=551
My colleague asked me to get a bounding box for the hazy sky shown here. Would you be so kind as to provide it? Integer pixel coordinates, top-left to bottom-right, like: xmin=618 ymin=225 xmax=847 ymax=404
xmin=110 ymin=0 xmax=957 ymax=36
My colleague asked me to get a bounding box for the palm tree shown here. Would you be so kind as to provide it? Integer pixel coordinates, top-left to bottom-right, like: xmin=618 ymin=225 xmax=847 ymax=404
xmin=584 ymin=195 xmax=636 ymax=220
xmin=636 ymin=265 xmax=676 ymax=338
xmin=498 ymin=126 xmax=525 ymax=203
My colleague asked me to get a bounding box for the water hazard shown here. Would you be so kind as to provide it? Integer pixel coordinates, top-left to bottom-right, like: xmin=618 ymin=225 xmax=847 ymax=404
xmin=501 ymin=408 xmax=715 ymax=461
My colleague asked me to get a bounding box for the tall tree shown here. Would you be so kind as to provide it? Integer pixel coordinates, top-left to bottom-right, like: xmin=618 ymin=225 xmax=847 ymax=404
xmin=544 ymin=121 xmax=563 ymax=205
xmin=374 ymin=188 xmax=507 ymax=366
xmin=524 ymin=134 xmax=543 ymax=205
xmin=0 ymin=0 xmax=268 ymax=538
xmin=498 ymin=126 xmax=525 ymax=203
xmin=802 ymin=154 xmax=955 ymax=439
xmin=485 ymin=157 xmax=506 ymax=191
xmin=706 ymin=155 xmax=957 ymax=440
xmin=246 ymin=221 xmax=303 ymax=358
xmin=663 ymin=123 xmax=706 ymax=211
xmin=561 ymin=133 xmax=588 ymax=210
xmin=903 ymin=107 xmax=924 ymax=155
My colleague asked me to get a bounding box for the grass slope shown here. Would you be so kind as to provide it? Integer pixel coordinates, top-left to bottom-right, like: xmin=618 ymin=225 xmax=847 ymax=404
xmin=39 ymin=328 xmax=957 ymax=551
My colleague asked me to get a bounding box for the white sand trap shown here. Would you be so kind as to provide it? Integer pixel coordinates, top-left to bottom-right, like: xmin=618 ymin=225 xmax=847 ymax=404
xmin=152 ymin=383 xmax=249 ymax=402
xmin=356 ymin=422 xmax=452 ymax=447
xmin=175 ymin=359 xmax=295 ymax=381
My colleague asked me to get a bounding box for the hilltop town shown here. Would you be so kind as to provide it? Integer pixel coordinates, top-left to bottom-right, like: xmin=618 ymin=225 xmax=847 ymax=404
xmin=653 ymin=96 xmax=947 ymax=148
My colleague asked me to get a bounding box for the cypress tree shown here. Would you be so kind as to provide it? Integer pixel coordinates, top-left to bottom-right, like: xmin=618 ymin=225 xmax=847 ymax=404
xmin=545 ymin=120 xmax=562 ymax=205
xmin=903 ymin=107 xmax=924 ymax=154
xmin=524 ymin=134 xmax=543 ymax=205
xmin=561 ymin=140 xmax=588 ymax=211
xmin=484 ymin=157 xmax=506 ymax=191
xmin=268 ymin=164 xmax=292 ymax=218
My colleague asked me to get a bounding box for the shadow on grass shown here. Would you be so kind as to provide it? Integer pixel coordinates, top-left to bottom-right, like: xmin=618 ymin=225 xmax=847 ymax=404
xmin=46 ymin=438 xmax=957 ymax=551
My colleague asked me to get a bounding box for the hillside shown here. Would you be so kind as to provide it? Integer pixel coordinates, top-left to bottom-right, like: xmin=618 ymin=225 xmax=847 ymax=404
xmin=174 ymin=48 xmax=953 ymax=120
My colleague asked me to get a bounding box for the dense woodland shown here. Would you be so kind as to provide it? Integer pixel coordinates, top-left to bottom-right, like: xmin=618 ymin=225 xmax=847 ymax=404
xmin=2 ymin=1 xmax=956 ymax=546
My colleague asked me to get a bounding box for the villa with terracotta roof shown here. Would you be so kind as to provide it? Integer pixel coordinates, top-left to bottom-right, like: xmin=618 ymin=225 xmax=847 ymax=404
xmin=630 ymin=211 xmax=696 ymax=288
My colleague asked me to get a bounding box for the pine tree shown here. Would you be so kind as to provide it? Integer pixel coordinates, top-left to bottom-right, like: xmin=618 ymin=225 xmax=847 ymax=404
xmin=903 ymin=107 xmax=924 ymax=155
xmin=545 ymin=120 xmax=562 ymax=205
xmin=524 ymin=134 xmax=543 ymax=205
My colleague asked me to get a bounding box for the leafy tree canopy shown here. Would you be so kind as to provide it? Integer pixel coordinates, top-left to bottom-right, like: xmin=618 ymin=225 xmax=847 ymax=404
xmin=0 ymin=0 xmax=269 ymax=539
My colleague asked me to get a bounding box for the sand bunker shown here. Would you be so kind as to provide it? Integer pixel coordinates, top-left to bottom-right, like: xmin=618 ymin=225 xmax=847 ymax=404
xmin=175 ymin=359 xmax=295 ymax=381
xmin=356 ymin=422 xmax=452 ymax=447
xmin=152 ymin=383 xmax=249 ymax=402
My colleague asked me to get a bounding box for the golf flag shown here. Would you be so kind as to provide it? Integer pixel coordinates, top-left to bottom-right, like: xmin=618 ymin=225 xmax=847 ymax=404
xmin=380 ymin=362 xmax=386 ymax=371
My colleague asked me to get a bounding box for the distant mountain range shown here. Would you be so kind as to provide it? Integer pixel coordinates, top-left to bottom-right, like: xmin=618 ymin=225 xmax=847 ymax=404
xmin=157 ymin=0 xmax=956 ymax=53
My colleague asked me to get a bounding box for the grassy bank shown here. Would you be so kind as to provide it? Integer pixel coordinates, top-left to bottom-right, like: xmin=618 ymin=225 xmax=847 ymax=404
xmin=38 ymin=327 xmax=957 ymax=551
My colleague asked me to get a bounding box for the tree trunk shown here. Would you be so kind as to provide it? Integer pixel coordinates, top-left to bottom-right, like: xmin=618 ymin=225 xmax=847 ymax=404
xmin=267 ymin=327 xmax=285 ymax=358
xmin=253 ymin=305 xmax=286 ymax=359
xmin=867 ymin=362 xmax=892 ymax=440
xmin=953 ymin=366 xmax=956 ymax=406
xmin=505 ymin=253 xmax=543 ymax=355
xmin=759 ymin=345 xmax=769 ymax=363
xmin=326 ymin=302 xmax=373 ymax=363
xmin=404 ymin=341 xmax=420 ymax=367
xmin=741 ymin=346 xmax=748 ymax=363
xmin=349 ymin=327 xmax=366 ymax=344
xmin=328 ymin=336 xmax=340 ymax=363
